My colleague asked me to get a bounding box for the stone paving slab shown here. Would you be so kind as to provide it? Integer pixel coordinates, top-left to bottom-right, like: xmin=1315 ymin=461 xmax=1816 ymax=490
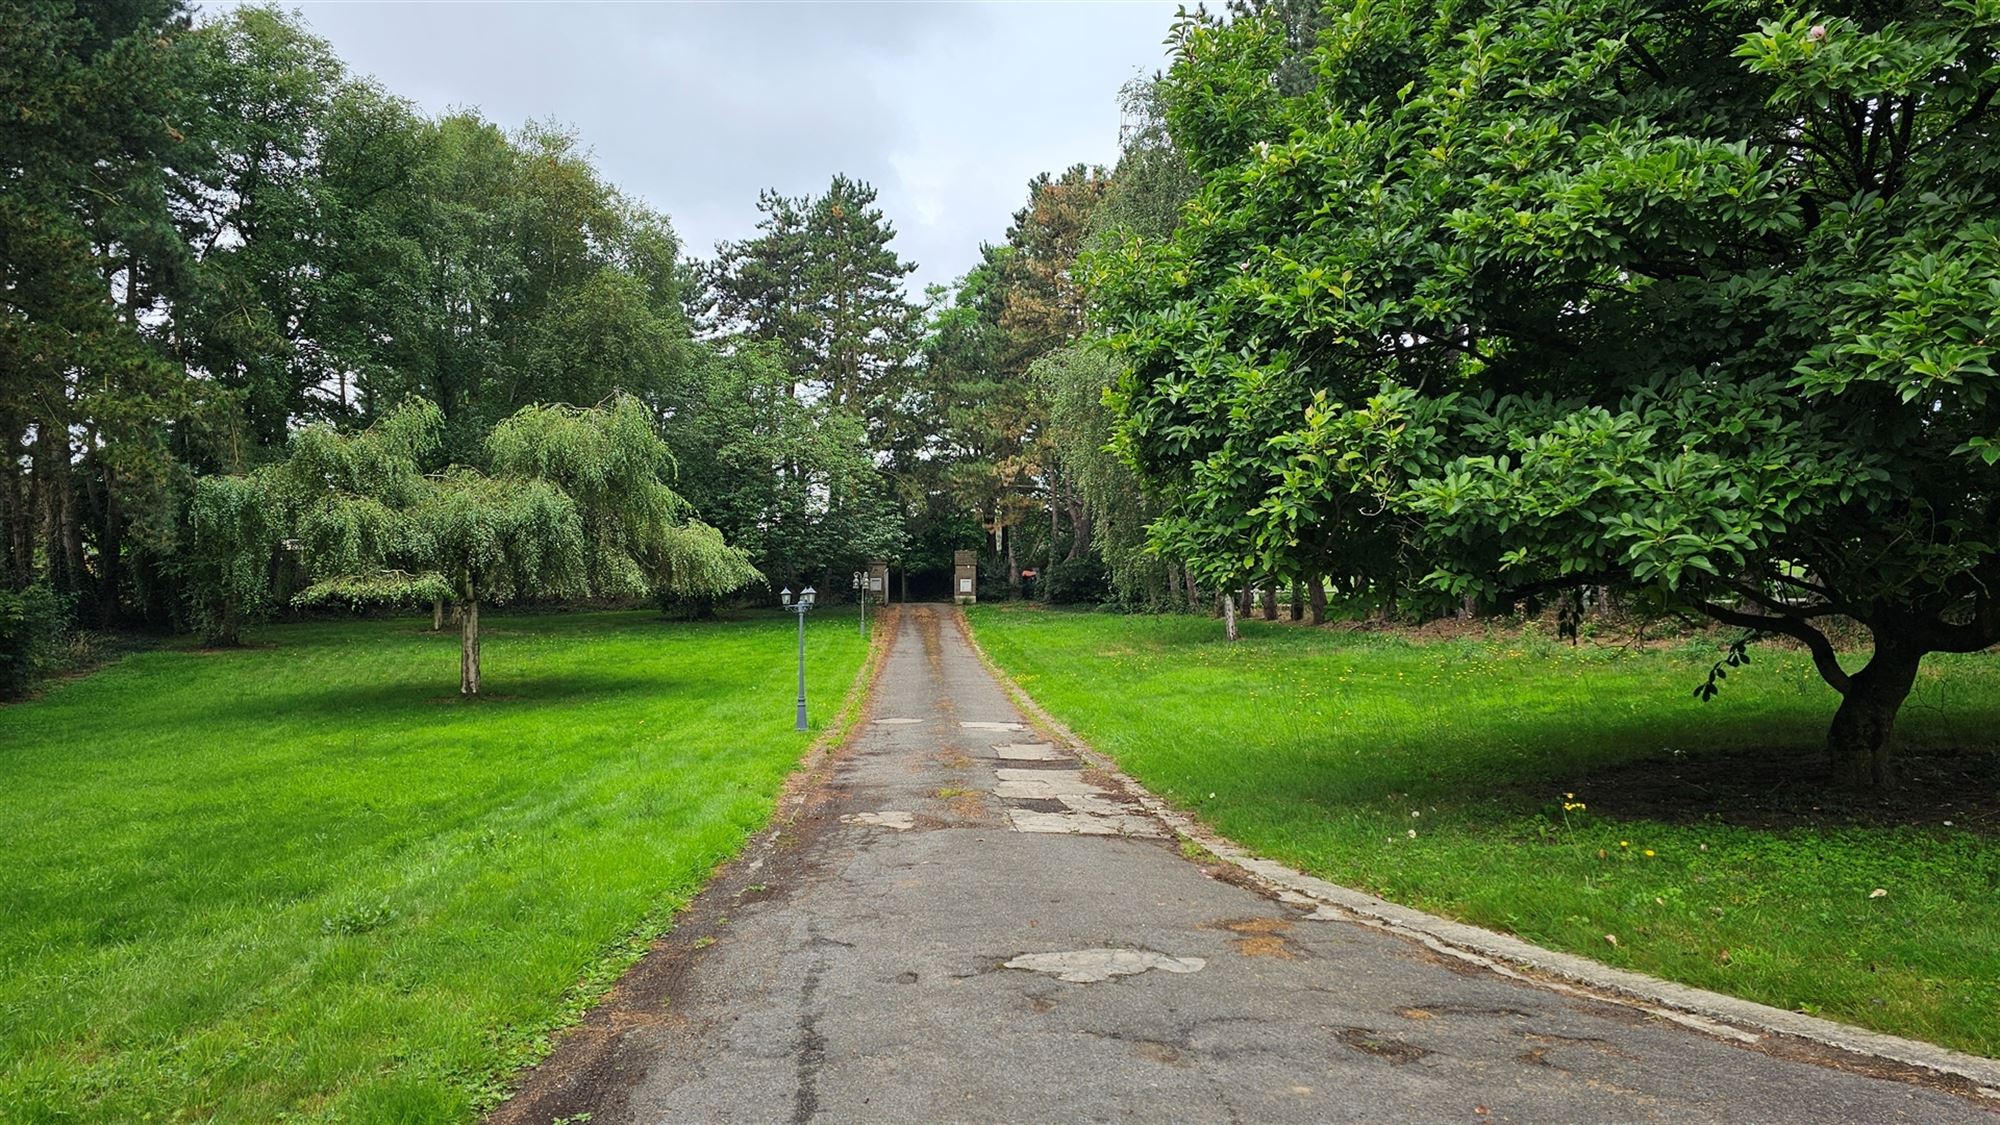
xmin=991 ymin=768 xmax=1106 ymax=801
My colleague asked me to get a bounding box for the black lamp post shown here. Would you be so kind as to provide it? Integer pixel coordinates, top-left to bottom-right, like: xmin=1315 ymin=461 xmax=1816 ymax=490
xmin=781 ymin=586 xmax=815 ymax=730
xmin=852 ymin=571 xmax=868 ymax=639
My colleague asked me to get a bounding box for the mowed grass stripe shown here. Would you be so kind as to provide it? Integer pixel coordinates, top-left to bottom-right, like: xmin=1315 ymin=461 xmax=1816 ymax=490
xmin=966 ymin=605 xmax=2000 ymax=1058
xmin=0 ymin=609 xmax=866 ymax=1122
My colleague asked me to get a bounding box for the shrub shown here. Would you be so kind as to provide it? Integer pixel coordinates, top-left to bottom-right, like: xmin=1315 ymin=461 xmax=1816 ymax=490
xmin=0 ymin=585 xmax=74 ymax=698
xmin=1041 ymin=555 xmax=1110 ymax=605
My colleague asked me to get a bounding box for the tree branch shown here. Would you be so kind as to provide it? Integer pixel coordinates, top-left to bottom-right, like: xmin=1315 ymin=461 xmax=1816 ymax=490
xmin=1691 ymin=597 xmax=1851 ymax=694
xmin=1766 ymin=569 xmax=1833 ymax=599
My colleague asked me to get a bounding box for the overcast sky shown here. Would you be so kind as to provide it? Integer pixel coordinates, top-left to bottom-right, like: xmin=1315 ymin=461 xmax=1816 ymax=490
xmin=207 ymin=2 xmax=1181 ymax=295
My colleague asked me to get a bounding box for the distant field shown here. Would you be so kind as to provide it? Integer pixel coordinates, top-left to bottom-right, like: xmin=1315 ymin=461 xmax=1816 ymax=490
xmin=0 ymin=609 xmax=867 ymax=1122
xmin=966 ymin=605 xmax=2000 ymax=1057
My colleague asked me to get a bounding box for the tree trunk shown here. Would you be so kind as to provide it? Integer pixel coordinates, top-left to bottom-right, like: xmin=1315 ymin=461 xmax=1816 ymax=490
xmin=1290 ymin=581 xmax=1303 ymax=622
xmin=1827 ymin=643 xmax=1923 ymax=789
xmin=1065 ymin=500 xmax=1091 ymax=563
xmin=1 ymin=451 xmax=23 ymax=587
xmin=459 ymin=593 xmax=481 ymax=697
xmin=1166 ymin=561 xmax=1182 ymax=609
xmin=1185 ymin=563 xmax=1200 ymax=612
xmin=59 ymin=466 xmax=86 ymax=601
xmin=98 ymin=468 xmax=121 ymax=627
xmin=1307 ymin=579 xmax=1326 ymax=626
xmin=432 ymin=598 xmax=445 ymax=631
xmin=1222 ymin=590 xmax=1239 ymax=641
xmin=1005 ymin=526 xmax=1020 ymax=593
xmin=1261 ymin=586 xmax=1278 ymax=621
xmin=1048 ymin=488 xmax=1060 ymax=568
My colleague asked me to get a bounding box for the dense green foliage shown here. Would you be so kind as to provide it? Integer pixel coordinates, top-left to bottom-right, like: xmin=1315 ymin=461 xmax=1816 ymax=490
xmin=0 ymin=585 xmax=72 ymax=697
xmin=0 ymin=610 xmax=868 ymax=1121
xmin=2 ymin=3 xmax=813 ymax=669
xmin=0 ymin=0 xmax=1196 ymax=655
xmin=1092 ymin=0 xmax=2000 ymax=782
xmin=969 ymin=605 xmax=2000 ymax=1055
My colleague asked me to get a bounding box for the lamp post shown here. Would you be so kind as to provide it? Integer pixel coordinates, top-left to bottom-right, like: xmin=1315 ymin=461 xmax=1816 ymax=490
xmin=780 ymin=586 xmax=815 ymax=731
xmin=852 ymin=571 xmax=868 ymax=639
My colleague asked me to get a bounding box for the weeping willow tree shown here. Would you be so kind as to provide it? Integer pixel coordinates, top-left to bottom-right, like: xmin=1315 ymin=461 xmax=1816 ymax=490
xmin=182 ymin=475 xmax=281 ymax=646
xmin=242 ymin=395 xmax=758 ymax=695
xmin=486 ymin=397 xmax=761 ymax=604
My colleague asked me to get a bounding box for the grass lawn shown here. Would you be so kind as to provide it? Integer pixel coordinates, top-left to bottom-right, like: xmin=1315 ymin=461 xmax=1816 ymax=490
xmin=0 ymin=608 xmax=868 ymax=1123
xmin=966 ymin=604 xmax=2000 ymax=1058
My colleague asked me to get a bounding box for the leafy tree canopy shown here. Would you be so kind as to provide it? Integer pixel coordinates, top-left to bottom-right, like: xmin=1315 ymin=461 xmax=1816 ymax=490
xmin=1092 ymin=0 xmax=2000 ymax=785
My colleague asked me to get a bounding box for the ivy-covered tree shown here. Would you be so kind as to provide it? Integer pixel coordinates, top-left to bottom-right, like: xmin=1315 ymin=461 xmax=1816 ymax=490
xmin=1094 ymin=0 xmax=2000 ymax=785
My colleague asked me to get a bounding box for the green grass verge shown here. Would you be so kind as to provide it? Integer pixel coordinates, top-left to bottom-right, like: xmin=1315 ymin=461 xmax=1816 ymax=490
xmin=0 ymin=608 xmax=868 ymax=1122
xmin=966 ymin=604 xmax=2000 ymax=1057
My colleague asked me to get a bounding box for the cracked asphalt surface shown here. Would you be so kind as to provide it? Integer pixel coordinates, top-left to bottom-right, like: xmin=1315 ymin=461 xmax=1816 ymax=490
xmin=499 ymin=605 xmax=1991 ymax=1123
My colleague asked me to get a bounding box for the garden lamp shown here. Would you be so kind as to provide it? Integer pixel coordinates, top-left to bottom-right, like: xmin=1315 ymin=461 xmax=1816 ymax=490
xmin=784 ymin=586 xmax=815 ymax=730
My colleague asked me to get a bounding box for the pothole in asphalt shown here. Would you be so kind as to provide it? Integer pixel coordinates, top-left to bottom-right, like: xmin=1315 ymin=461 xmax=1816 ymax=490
xmin=1003 ymin=948 xmax=1206 ymax=983
xmin=1212 ymin=917 xmax=1303 ymax=959
xmin=873 ymin=717 xmax=925 ymax=726
xmin=961 ymin=721 xmax=1028 ymax=732
xmin=841 ymin=811 xmax=915 ymax=830
xmin=1335 ymin=1027 xmax=1431 ymax=1065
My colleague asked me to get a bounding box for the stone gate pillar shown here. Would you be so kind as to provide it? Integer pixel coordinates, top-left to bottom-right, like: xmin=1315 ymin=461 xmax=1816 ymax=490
xmin=953 ymin=550 xmax=977 ymax=605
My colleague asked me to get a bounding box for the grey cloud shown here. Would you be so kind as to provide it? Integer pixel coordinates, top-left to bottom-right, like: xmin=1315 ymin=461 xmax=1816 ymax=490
xmin=207 ymin=0 xmax=1177 ymax=291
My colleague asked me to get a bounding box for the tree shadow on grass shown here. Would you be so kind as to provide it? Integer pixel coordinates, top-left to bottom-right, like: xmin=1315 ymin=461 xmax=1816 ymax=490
xmin=226 ymin=669 xmax=675 ymax=724
xmin=1293 ymin=701 xmax=2000 ymax=835
xmin=1531 ymin=743 xmax=2000 ymax=834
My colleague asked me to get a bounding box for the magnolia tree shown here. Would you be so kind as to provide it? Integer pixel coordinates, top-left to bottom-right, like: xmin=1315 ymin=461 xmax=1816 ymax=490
xmin=1093 ymin=1 xmax=2000 ymax=786
xmin=224 ymin=395 xmax=758 ymax=695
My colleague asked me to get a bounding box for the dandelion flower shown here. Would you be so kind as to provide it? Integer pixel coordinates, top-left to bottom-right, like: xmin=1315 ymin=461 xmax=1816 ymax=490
xmin=1644 ymin=849 xmax=1656 ymax=857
